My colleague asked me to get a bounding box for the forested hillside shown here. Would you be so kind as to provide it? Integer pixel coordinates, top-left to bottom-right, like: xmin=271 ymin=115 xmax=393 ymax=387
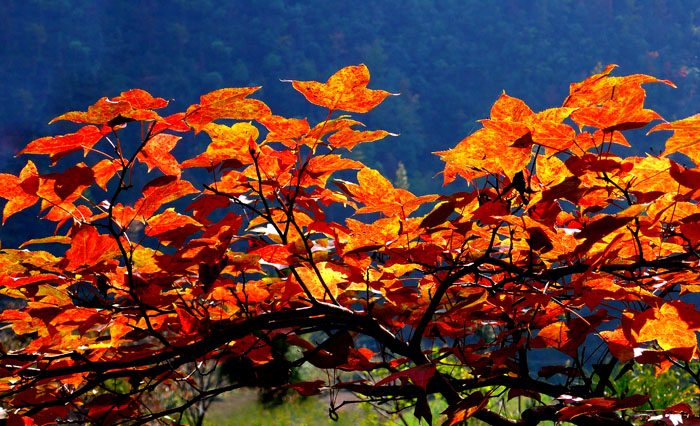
xmin=2 ymin=1 xmax=699 ymax=195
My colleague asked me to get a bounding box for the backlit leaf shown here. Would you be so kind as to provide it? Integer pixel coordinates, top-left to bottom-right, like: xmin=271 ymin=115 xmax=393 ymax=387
xmin=136 ymin=133 xmax=181 ymax=178
xmin=185 ymin=87 xmax=271 ymax=133
xmin=288 ymin=64 xmax=396 ymax=113
xmin=0 ymin=161 xmax=39 ymax=223
xmin=20 ymin=126 xmax=105 ymax=164
xmin=64 ymin=224 xmax=120 ymax=271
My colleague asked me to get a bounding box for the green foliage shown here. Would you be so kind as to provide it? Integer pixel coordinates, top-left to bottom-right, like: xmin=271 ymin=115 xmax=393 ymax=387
xmin=614 ymin=363 xmax=700 ymax=412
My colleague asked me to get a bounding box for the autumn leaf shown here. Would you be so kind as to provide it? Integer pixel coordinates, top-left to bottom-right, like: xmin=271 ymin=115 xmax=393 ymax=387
xmin=136 ymin=133 xmax=182 ymax=178
xmin=374 ymin=364 xmax=436 ymax=390
xmin=20 ymin=126 xmax=106 ymax=164
xmin=0 ymin=161 xmax=40 ymax=223
xmin=573 ymin=203 xmax=647 ymax=255
xmin=296 ymin=154 xmax=363 ymax=187
xmin=134 ymin=175 xmax=198 ymax=219
xmin=185 ymin=87 xmax=271 ymax=133
xmin=182 ymin=122 xmax=259 ymax=168
xmin=144 ymin=207 xmax=203 ymax=247
xmin=633 ymin=301 xmax=700 ymax=359
xmin=570 ymin=83 xmax=663 ymax=131
xmin=337 ymin=167 xmax=437 ymax=217
xmin=564 ymin=63 xmax=675 ymax=108
xmin=287 ymin=64 xmax=396 ymax=113
xmin=327 ymin=127 xmax=396 ymax=150
xmin=50 ymin=89 xmax=168 ymax=125
xmin=258 ymin=114 xmax=310 ymax=148
xmin=557 ymin=395 xmax=649 ymax=421
xmin=651 ymin=113 xmax=700 ymax=165
xmin=436 ymin=127 xmax=532 ymax=183
xmin=64 ymin=224 xmax=120 ymax=271
xmin=531 ymin=309 xmax=609 ymax=356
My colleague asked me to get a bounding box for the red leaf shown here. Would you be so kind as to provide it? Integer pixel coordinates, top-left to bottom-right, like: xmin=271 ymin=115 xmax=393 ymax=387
xmin=285 ymin=380 xmax=325 ymax=397
xmin=135 ymin=176 xmax=198 ymax=219
xmin=136 ymin=133 xmax=181 ymax=177
xmin=64 ymin=224 xmax=120 ymax=271
xmin=0 ymin=161 xmax=39 ymax=223
xmin=374 ymin=364 xmax=436 ymax=390
xmin=557 ymin=395 xmax=649 ymax=421
xmin=20 ymin=126 xmax=105 ymax=164
xmin=145 ymin=207 xmax=203 ymax=247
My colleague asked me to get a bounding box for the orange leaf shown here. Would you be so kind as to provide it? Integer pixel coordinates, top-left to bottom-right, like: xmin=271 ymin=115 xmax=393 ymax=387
xmin=436 ymin=127 xmax=532 ymax=183
xmin=340 ymin=167 xmax=437 ymax=217
xmin=185 ymin=87 xmax=271 ymax=133
xmin=490 ymin=92 xmax=534 ymax=120
xmin=50 ymin=89 xmax=167 ymax=125
xmin=570 ymin=83 xmax=663 ymax=131
xmin=182 ymin=122 xmax=258 ymax=168
xmin=531 ymin=309 xmax=609 ymax=356
xmin=92 ymin=159 xmax=121 ymax=191
xmin=374 ymin=364 xmax=436 ymax=390
xmin=114 ymin=88 xmax=168 ymax=110
xmin=327 ymin=127 xmax=395 ymax=150
xmin=20 ymin=126 xmax=105 ymax=164
xmin=564 ymin=64 xmax=674 ymax=108
xmin=652 ymin=113 xmax=700 ymax=165
xmin=288 ymin=64 xmax=396 ymax=113
xmin=136 ymin=133 xmax=181 ymax=178
xmin=635 ymin=301 xmax=700 ymax=359
xmin=573 ymin=204 xmax=647 ymax=255
xmin=442 ymin=392 xmax=489 ymax=426
xmin=36 ymin=163 xmax=95 ymax=207
xmin=289 ymin=261 xmax=349 ymax=300
xmin=64 ymin=224 xmax=120 ymax=271
xmin=135 ymin=176 xmax=198 ymax=219
xmin=300 ymin=155 xmax=363 ymax=187
xmin=259 ymin=115 xmax=310 ymax=147
xmin=307 ymin=117 xmax=363 ymax=140
xmin=145 ymin=207 xmax=203 ymax=247
xmin=0 ymin=161 xmax=40 ymax=224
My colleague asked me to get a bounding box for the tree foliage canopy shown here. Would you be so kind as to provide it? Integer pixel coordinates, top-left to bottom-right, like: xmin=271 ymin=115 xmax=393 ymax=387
xmin=1 ymin=65 xmax=700 ymax=425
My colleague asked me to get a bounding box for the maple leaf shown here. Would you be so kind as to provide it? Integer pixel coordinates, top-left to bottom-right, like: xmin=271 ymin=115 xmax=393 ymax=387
xmin=134 ymin=175 xmax=198 ymax=219
xmin=557 ymin=395 xmax=650 ymax=421
xmin=299 ymin=155 xmax=363 ymax=187
xmin=651 ymin=113 xmax=700 ymax=165
xmin=50 ymin=89 xmax=168 ymax=125
xmin=436 ymin=127 xmax=532 ymax=183
xmin=136 ymin=133 xmax=181 ymax=178
xmin=185 ymin=87 xmax=271 ymax=133
xmin=564 ymin=63 xmax=675 ymax=108
xmin=531 ymin=309 xmax=609 ymax=356
xmin=64 ymin=224 xmax=120 ymax=271
xmin=632 ymin=301 xmax=700 ymax=359
xmin=570 ymin=83 xmax=663 ymax=131
xmin=286 ymin=64 xmax=396 ymax=113
xmin=327 ymin=127 xmax=396 ymax=150
xmin=144 ymin=207 xmax=203 ymax=248
xmin=0 ymin=161 xmax=40 ymax=223
xmin=182 ymin=122 xmax=259 ymax=168
xmin=338 ymin=167 xmax=438 ymax=217
xmin=258 ymin=114 xmax=310 ymax=148
xmin=19 ymin=126 xmax=106 ymax=164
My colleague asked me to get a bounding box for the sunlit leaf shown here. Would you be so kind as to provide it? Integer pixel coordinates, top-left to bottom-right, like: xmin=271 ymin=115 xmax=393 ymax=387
xmin=287 ymin=64 xmax=396 ymax=113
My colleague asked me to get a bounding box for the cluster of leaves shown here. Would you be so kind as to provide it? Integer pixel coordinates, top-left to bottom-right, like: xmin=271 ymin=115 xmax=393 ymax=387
xmin=1 ymin=64 xmax=700 ymax=425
